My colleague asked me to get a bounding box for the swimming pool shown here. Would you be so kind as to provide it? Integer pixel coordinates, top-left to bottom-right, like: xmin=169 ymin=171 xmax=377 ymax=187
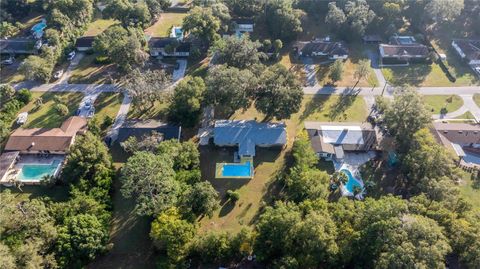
xmin=18 ymin=160 xmax=61 ymax=182
xmin=217 ymin=161 xmax=253 ymax=178
xmin=340 ymin=168 xmax=364 ymax=195
xmin=32 ymin=22 xmax=46 ymax=33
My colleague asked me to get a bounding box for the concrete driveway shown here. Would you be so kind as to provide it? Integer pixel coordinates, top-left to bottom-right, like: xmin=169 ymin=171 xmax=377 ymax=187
xmin=172 ymin=59 xmax=187 ymax=82
xmin=57 ymin=52 xmax=85 ymax=84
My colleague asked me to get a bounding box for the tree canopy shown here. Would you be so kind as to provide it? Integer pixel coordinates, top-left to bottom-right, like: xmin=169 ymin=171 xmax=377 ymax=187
xmin=168 ymin=76 xmax=206 ymax=127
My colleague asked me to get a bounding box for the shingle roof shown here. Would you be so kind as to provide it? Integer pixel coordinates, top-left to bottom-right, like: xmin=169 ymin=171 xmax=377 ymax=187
xmin=232 ymin=18 xmax=254 ymax=25
xmin=75 ymin=36 xmax=95 ymax=48
xmin=294 ymin=41 xmax=349 ymax=57
xmin=432 ymin=122 xmax=480 ymax=145
xmin=452 ymin=39 xmax=480 ymax=61
xmin=0 ymin=151 xmax=19 ymax=182
xmin=4 ymin=116 xmax=87 ymax=152
xmin=379 ymin=44 xmax=429 ymax=58
xmin=0 ymin=39 xmax=36 ymax=54
xmin=213 ymin=120 xmax=287 ymax=156
xmin=305 ymin=122 xmax=377 ymax=153
xmin=117 ymin=120 xmax=181 ymax=143
xmin=148 ymin=37 xmax=191 ymax=52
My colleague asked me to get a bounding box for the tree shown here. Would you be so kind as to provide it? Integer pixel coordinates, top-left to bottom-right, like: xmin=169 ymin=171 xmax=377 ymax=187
xmin=156 ymin=140 xmax=200 ymax=171
xmin=330 ymin=60 xmax=344 ymax=83
xmin=426 ymin=0 xmax=464 ymax=22
xmin=265 ymin=0 xmax=303 ymax=41
xmin=226 ymin=190 xmax=240 ymax=202
xmin=286 ymin=167 xmax=330 ymax=202
xmin=19 ymin=55 xmax=53 ymax=82
xmin=62 ymin=132 xmax=114 ymax=203
xmin=382 ymin=87 xmax=431 ymax=151
xmin=224 ymin=0 xmax=261 ymax=17
xmin=182 ymin=6 xmax=220 ymax=46
xmin=213 ymin=35 xmax=266 ymax=69
xmin=15 ymin=88 xmax=32 ymax=105
xmin=120 ymin=131 xmax=164 ymax=153
xmin=55 ymin=103 xmax=69 ymax=116
xmin=344 ymin=0 xmax=376 ymax=37
xmin=121 ymin=151 xmax=180 ymax=216
xmin=183 ymin=181 xmax=219 ymax=218
xmin=123 ymin=68 xmax=170 ymax=112
xmin=146 ymin=0 xmax=172 ymax=17
xmin=56 ymin=214 xmax=109 ymax=268
xmin=354 ymin=59 xmax=370 ymax=85
xmin=93 ymin=25 xmax=148 ymax=71
xmin=0 ymin=84 xmax=15 ymax=104
xmin=104 ymin=0 xmax=152 ymax=28
xmin=254 ymin=64 xmax=303 ymax=120
xmin=205 ymin=65 xmax=256 ymax=116
xmin=325 ymin=2 xmax=346 ymax=30
xmin=150 ymin=208 xmax=196 ymax=262
xmin=168 ymin=76 xmax=205 ymax=127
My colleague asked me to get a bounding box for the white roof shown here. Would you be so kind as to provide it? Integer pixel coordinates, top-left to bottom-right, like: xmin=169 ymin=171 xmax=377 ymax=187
xmin=320 ymin=125 xmax=365 ymax=145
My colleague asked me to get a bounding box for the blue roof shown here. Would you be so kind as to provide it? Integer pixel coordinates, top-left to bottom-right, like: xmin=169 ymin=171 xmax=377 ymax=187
xmin=213 ymin=120 xmax=287 ymax=156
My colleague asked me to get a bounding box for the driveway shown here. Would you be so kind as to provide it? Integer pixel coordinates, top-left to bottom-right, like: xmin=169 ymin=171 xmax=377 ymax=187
xmin=106 ymin=93 xmax=132 ymax=144
xmin=366 ymin=49 xmax=387 ymax=86
xmin=57 ymin=52 xmax=85 ymax=84
xmin=172 ymin=59 xmax=187 ymax=82
xmin=77 ymin=90 xmax=101 ymax=118
xmin=303 ymin=58 xmax=317 ymax=87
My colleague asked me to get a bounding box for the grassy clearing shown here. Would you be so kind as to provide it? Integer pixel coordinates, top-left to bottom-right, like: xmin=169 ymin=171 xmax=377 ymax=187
xmin=84 ymin=19 xmax=118 ymax=36
xmin=144 ymin=12 xmax=188 ymax=37
xmin=300 ymin=95 xmax=368 ymax=122
xmin=68 ymin=54 xmax=120 ymax=84
xmin=18 ymin=92 xmax=84 ymax=128
xmin=459 ymin=172 xmax=480 ymax=214
xmin=474 ymin=94 xmax=480 ymax=108
xmin=93 ymin=92 xmax=123 ymax=135
xmin=382 ymin=61 xmax=479 ymax=87
xmin=422 ymin=95 xmax=463 ymax=114
xmin=127 ymin=98 xmax=170 ymax=120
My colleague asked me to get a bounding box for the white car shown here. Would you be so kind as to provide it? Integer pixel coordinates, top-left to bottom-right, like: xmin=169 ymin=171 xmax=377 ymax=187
xmin=475 ymin=67 xmax=480 ymax=74
xmin=53 ymin=70 xmax=64 ymax=79
xmin=67 ymin=51 xmax=76 ymax=61
xmin=1 ymin=57 xmax=14 ymax=65
xmin=84 ymin=99 xmax=92 ymax=109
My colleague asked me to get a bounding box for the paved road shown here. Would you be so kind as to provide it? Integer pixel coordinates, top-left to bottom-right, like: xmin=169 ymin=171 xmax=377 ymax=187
xmin=303 ymin=85 xmax=479 ymax=96
xmin=57 ymin=52 xmax=85 ymax=84
xmin=14 ymin=82 xmax=120 ymax=92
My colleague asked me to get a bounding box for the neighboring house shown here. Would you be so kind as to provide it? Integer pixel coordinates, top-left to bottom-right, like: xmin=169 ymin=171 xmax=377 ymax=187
xmin=213 ymin=120 xmax=287 ymax=158
xmin=431 ymin=122 xmax=480 ymax=169
xmin=293 ymin=38 xmax=349 ymax=60
xmin=379 ymin=35 xmax=429 ymax=65
xmin=452 ymin=39 xmax=480 ymax=65
xmin=75 ymin=36 xmax=95 ymax=51
xmin=4 ymin=116 xmax=87 ymax=154
xmin=232 ymin=18 xmax=254 ymax=33
xmin=304 ymin=122 xmax=378 ymax=161
xmin=148 ymin=37 xmax=190 ymax=57
xmin=115 ymin=120 xmax=181 ymax=145
xmin=362 ymin=35 xmax=382 ymax=44
xmin=0 ymin=39 xmax=40 ymax=54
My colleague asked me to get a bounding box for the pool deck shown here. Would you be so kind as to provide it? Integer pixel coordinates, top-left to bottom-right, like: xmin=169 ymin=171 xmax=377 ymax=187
xmin=6 ymin=154 xmax=65 ymax=185
xmin=215 ymin=159 xmax=254 ymax=179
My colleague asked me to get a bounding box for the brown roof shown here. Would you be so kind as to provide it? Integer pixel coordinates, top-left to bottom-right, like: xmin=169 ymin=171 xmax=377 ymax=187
xmin=4 ymin=116 xmax=87 ymax=152
xmin=379 ymin=44 xmax=429 ymax=58
xmin=453 ymin=39 xmax=480 ymax=61
xmin=432 ymin=122 xmax=480 ymax=146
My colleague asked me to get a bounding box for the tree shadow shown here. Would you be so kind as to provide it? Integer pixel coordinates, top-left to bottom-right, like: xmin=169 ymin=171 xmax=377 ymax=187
xmin=328 ymin=88 xmax=360 ymax=121
xmin=300 ymin=95 xmax=330 ymax=121
xmin=219 ymin=200 xmax=236 ymax=217
xmin=386 ymin=64 xmax=432 ymax=86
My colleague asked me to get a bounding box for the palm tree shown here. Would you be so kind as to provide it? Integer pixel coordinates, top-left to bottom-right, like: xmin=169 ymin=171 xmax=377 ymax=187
xmin=353 ymin=185 xmax=363 ymax=197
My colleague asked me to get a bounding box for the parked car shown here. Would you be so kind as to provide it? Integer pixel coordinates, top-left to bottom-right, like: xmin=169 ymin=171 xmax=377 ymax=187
xmin=67 ymin=51 xmax=76 ymax=60
xmin=174 ymin=62 xmax=180 ymax=70
xmin=53 ymin=70 xmax=64 ymax=79
xmin=475 ymin=66 xmax=480 ymax=74
xmin=84 ymin=99 xmax=92 ymax=109
xmin=1 ymin=57 xmax=14 ymax=66
xmin=87 ymin=108 xmax=95 ymax=118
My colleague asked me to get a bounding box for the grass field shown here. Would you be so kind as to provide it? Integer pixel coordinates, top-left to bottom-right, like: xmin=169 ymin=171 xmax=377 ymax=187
xmin=459 ymin=173 xmax=480 ymax=214
xmin=0 ymin=185 xmax=70 ymax=203
xmin=474 ymin=94 xmax=480 ymax=108
xmin=18 ymin=92 xmax=84 ymax=128
xmin=93 ymin=92 xmax=123 ymax=134
xmin=200 ymin=94 xmax=366 ymax=233
xmin=454 ymin=111 xmax=476 ymax=121
xmin=84 ymin=19 xmax=118 ymax=36
xmin=127 ymin=98 xmax=170 ymax=120
xmin=422 ymin=95 xmax=463 ymax=114
xmin=69 ymin=54 xmax=119 ymax=84
xmin=144 ymin=13 xmax=188 ymax=37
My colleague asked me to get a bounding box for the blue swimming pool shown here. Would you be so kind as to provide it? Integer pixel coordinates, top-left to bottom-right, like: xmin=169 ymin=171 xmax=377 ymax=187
xmin=340 ymin=168 xmax=363 ymax=194
xmin=222 ymin=161 xmax=252 ymax=177
xmin=32 ymin=22 xmax=46 ymax=33
xmin=18 ymin=160 xmax=61 ymax=182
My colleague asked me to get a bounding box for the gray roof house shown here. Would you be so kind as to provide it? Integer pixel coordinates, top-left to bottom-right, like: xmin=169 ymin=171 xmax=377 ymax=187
xmin=451 ymin=39 xmax=480 ymax=65
xmin=293 ymin=39 xmax=349 ymax=60
xmin=379 ymin=35 xmax=430 ymax=65
xmin=0 ymin=39 xmax=39 ymax=54
xmin=116 ymin=120 xmax=181 ymax=144
xmin=75 ymin=36 xmax=95 ymax=51
xmin=213 ymin=120 xmax=287 ymax=157
xmin=305 ymin=122 xmax=378 ymax=160
xmin=148 ymin=37 xmax=190 ymax=57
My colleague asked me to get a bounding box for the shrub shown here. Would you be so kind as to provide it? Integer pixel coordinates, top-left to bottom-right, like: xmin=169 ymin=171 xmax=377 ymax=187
xmin=226 ymin=190 xmax=240 ymax=202
xmin=16 ymin=89 xmax=32 ymax=105
xmin=95 ymin=56 xmax=111 ymax=64
xmin=55 ymin=103 xmax=69 ymax=116
xmin=101 ymin=116 xmax=114 ymax=129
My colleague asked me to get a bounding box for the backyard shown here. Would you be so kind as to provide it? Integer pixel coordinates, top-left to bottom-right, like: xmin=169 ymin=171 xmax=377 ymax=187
xmin=18 ymin=92 xmax=84 ymax=128
xmin=127 ymin=98 xmax=170 ymax=120
xmin=422 ymin=95 xmax=463 ymax=114
xmin=144 ymin=12 xmax=188 ymax=37
xmin=84 ymin=18 xmax=118 ymax=36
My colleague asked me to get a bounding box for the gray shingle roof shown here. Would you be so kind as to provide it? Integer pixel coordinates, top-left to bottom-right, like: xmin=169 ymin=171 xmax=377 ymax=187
xmin=117 ymin=120 xmax=181 ymax=143
xmin=213 ymin=120 xmax=287 ymax=156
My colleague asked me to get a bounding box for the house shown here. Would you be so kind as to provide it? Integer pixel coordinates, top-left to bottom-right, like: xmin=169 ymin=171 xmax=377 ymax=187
xmin=293 ymin=38 xmax=349 ymax=60
xmin=0 ymin=39 xmax=39 ymax=54
xmin=431 ymin=122 xmax=480 ymax=169
xmin=452 ymin=39 xmax=480 ymax=64
xmin=379 ymin=35 xmax=429 ymax=65
xmin=232 ymin=18 xmax=254 ymax=33
xmin=0 ymin=151 xmax=19 ymax=183
xmin=304 ymin=122 xmax=378 ymax=161
xmin=213 ymin=120 xmax=286 ymax=158
xmin=362 ymin=35 xmax=382 ymax=44
xmin=148 ymin=37 xmax=190 ymax=57
xmin=4 ymin=116 xmax=87 ymax=154
xmin=75 ymin=36 xmax=95 ymax=51
xmin=115 ymin=120 xmax=181 ymax=144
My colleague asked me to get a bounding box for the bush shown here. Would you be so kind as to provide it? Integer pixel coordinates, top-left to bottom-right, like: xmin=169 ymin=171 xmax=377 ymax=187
xmin=101 ymin=116 xmax=114 ymax=129
xmin=16 ymin=89 xmax=32 ymax=105
xmin=226 ymin=190 xmax=240 ymax=202
xmin=95 ymin=56 xmax=111 ymax=64
xmin=55 ymin=103 xmax=69 ymax=116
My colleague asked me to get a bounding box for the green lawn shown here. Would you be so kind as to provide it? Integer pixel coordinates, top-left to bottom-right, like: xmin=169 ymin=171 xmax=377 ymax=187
xmin=127 ymin=99 xmax=170 ymax=120
xmin=0 ymin=185 xmax=70 ymax=203
xmin=84 ymin=19 xmax=118 ymax=36
xmin=474 ymin=94 xmax=480 ymax=108
xmin=300 ymin=95 xmax=368 ymax=122
xmin=93 ymin=92 xmax=123 ymax=135
xmin=454 ymin=111 xmax=476 ymax=121
xmin=144 ymin=12 xmax=188 ymax=37
xmin=382 ymin=61 xmax=479 ymax=87
xmin=459 ymin=172 xmax=480 ymax=214
xmin=68 ymin=54 xmax=119 ymax=84
xmin=422 ymin=95 xmax=463 ymax=114
xmin=18 ymin=92 xmax=84 ymax=128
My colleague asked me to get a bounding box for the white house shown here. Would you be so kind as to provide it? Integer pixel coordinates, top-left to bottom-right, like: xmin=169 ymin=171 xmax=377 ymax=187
xmin=232 ymin=18 xmax=254 ymax=33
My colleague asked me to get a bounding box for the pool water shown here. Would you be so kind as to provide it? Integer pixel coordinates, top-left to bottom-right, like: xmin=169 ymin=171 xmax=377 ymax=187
xmin=340 ymin=168 xmax=363 ymax=194
xmin=18 ymin=160 xmax=61 ymax=182
xmin=32 ymin=22 xmax=46 ymax=33
xmin=222 ymin=161 xmax=252 ymax=177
